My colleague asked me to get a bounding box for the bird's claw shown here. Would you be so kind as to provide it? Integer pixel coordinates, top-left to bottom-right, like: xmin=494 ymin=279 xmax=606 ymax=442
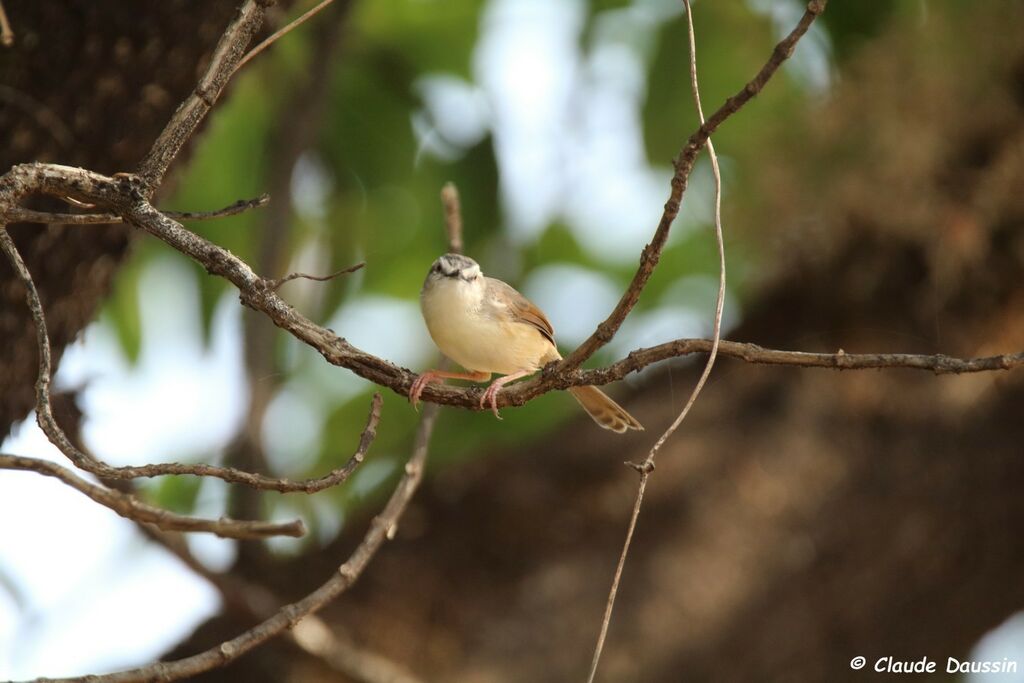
xmin=480 ymin=385 xmax=503 ymax=420
xmin=409 ymin=374 xmax=431 ymax=411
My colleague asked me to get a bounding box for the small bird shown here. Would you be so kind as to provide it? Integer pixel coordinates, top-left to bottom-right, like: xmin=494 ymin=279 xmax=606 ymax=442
xmin=411 ymin=253 xmax=643 ymax=433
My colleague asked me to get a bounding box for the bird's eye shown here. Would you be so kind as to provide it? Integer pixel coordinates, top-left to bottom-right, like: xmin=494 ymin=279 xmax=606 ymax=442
xmin=432 ymin=263 xmax=441 ymax=273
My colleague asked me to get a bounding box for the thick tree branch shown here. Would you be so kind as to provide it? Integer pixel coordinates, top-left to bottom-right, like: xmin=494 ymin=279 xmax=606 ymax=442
xmin=2 ymin=163 xmax=1020 ymax=423
xmin=0 ymin=454 xmax=303 ymax=539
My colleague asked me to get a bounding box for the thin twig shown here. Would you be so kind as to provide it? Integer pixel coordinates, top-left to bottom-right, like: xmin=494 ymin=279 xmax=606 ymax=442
xmin=232 ymin=0 xmax=337 ymax=77
xmin=267 ymin=261 xmax=365 ymax=290
xmin=559 ymin=0 xmax=828 ymax=373
xmin=2 ymin=194 xmax=270 ymax=225
xmin=587 ymin=0 xmax=726 ymax=676
xmin=441 ymin=182 xmax=464 ymax=255
xmin=2 ymin=177 xmax=459 ymax=682
xmin=0 ymin=0 xmax=13 ymax=47
xmin=4 ymin=183 xmax=370 ymax=496
xmin=144 ymin=526 xmax=424 ymax=683
xmin=81 ymin=393 xmax=380 ymax=492
xmin=0 ymin=454 xmax=303 ymax=539
xmin=12 ymin=404 xmax=440 ymax=683
xmin=0 ymin=227 xmax=302 ymax=538
xmin=60 ymin=194 xmax=96 ymax=209
xmin=578 ymin=340 xmax=1024 ymax=383
xmin=585 ymin=467 xmax=651 ymax=683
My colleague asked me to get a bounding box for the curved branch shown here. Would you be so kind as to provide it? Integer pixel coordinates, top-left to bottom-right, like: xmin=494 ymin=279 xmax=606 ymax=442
xmin=232 ymin=0 xmax=337 ymax=77
xmin=0 ymin=227 xmax=303 ymax=539
xmin=3 ymin=163 xmax=1022 ymax=422
xmin=558 ymin=0 xmax=828 ymax=372
xmin=266 ymin=261 xmax=366 ymax=290
xmin=1 ymin=194 xmax=269 ymax=225
xmin=92 ymin=393 xmax=382 ymax=492
xmin=1 ymin=221 xmax=381 ymax=496
xmin=3 ymin=163 xmax=1022 ymax=419
xmin=0 ymin=454 xmax=303 ymax=539
xmin=588 ymin=1 xmax=730 ymax=675
xmin=18 ymin=399 xmax=442 ymax=683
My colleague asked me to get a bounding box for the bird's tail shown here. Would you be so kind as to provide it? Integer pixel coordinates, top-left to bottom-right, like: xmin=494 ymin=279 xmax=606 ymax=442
xmin=568 ymin=385 xmax=643 ymax=434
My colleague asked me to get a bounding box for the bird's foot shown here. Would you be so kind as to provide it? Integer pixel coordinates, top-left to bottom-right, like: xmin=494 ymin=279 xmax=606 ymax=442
xmin=480 ymin=382 xmax=504 ymax=420
xmin=409 ymin=372 xmax=438 ymax=411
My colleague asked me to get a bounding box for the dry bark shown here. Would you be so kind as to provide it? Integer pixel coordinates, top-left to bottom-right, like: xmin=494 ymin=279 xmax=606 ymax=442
xmin=0 ymin=1 xmax=240 ymax=437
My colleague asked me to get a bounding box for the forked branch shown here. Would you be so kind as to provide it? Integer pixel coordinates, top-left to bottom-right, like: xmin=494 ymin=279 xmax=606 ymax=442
xmin=558 ymin=0 xmax=828 ymax=372
xmin=588 ymin=0 xmax=732 ymax=676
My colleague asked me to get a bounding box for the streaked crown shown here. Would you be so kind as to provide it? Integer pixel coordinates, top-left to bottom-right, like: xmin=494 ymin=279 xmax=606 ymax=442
xmin=429 ymin=253 xmax=481 ymax=281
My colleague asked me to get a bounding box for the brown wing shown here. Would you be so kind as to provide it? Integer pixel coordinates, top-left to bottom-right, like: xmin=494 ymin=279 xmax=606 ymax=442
xmin=484 ymin=277 xmax=556 ymax=346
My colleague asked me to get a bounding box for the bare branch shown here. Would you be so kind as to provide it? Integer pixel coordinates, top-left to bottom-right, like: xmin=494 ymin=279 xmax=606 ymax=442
xmin=3 ymin=161 xmax=1020 ymax=423
xmin=22 ymin=401 xmax=442 ymax=683
xmin=138 ymin=0 xmax=273 ymax=188
xmin=579 ymin=340 xmax=1024 ymax=384
xmin=588 ymin=1 xmax=728 ymax=676
xmin=267 ymin=261 xmax=366 ymax=291
xmin=441 ymin=182 xmax=464 ymax=255
xmin=0 ymin=226 xmax=377 ymax=491
xmin=144 ymin=527 xmax=424 ymax=683
xmin=2 ymin=194 xmax=270 ymax=225
xmin=558 ymin=0 xmax=828 ymax=372
xmin=3 ymin=161 xmax=1021 ymax=423
xmin=0 ymin=454 xmax=303 ymax=539
xmin=0 ymin=227 xmax=306 ymax=539
xmin=232 ymin=0 xmax=337 ymax=77
xmin=92 ymin=393 xmax=381 ymax=492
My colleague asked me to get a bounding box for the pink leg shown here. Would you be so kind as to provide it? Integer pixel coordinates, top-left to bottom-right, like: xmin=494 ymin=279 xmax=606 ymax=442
xmin=409 ymin=369 xmax=490 ymax=410
xmin=479 ymin=370 xmax=533 ymax=420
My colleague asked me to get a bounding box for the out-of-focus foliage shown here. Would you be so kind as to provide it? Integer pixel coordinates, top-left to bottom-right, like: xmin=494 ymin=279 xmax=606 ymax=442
xmin=96 ymin=0 xmax=839 ymax=545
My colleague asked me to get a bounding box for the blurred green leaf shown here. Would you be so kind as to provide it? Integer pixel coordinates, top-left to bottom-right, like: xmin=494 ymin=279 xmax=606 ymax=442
xmin=355 ymin=0 xmax=486 ymax=79
xmin=101 ymin=253 xmax=145 ymax=364
xmin=148 ymin=474 xmax=203 ymax=514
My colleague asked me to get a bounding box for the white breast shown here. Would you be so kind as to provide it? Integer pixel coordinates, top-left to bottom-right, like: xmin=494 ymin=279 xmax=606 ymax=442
xmin=421 ymin=277 xmax=553 ymax=375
